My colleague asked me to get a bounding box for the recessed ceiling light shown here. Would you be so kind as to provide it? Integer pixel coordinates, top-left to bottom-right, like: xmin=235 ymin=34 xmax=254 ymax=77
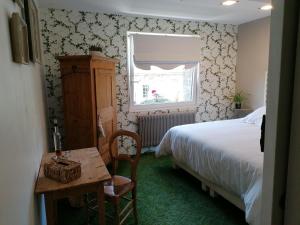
xmin=260 ymin=4 xmax=273 ymax=10
xmin=222 ymin=0 xmax=238 ymax=6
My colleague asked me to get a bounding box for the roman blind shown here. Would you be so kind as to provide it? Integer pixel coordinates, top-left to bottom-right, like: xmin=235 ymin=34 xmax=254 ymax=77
xmin=131 ymin=33 xmax=201 ymax=70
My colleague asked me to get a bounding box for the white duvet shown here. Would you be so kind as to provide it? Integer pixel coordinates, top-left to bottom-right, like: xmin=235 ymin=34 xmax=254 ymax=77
xmin=156 ymin=118 xmax=263 ymax=225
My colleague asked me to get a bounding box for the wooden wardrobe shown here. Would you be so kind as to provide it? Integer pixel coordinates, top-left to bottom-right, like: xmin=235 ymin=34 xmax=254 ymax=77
xmin=58 ymin=55 xmax=118 ymax=164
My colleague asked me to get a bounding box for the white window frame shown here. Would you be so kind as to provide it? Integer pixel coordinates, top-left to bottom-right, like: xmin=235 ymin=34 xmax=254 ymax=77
xmin=127 ymin=31 xmax=199 ymax=112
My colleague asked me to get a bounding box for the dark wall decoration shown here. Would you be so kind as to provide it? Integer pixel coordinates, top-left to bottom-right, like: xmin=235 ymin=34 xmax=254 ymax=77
xmin=24 ymin=0 xmax=42 ymax=63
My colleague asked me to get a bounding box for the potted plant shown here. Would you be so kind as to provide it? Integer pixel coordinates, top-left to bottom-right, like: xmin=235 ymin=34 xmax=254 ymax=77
xmin=232 ymin=91 xmax=246 ymax=109
xmin=89 ymin=45 xmax=105 ymax=57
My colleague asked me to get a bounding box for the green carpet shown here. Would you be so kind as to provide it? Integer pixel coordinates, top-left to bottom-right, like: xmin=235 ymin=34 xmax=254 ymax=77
xmin=58 ymin=154 xmax=247 ymax=225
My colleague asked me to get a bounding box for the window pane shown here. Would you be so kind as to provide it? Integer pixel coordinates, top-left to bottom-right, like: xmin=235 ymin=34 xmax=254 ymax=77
xmin=132 ymin=64 xmax=196 ymax=106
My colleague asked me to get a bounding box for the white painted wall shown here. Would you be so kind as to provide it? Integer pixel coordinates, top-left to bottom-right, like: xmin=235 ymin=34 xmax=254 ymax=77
xmin=0 ymin=1 xmax=48 ymax=225
xmin=236 ymin=17 xmax=270 ymax=109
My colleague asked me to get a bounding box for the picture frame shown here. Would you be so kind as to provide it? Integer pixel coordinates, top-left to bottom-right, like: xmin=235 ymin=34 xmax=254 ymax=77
xmin=13 ymin=0 xmax=26 ymax=20
xmin=24 ymin=0 xmax=42 ymax=63
xmin=13 ymin=0 xmax=24 ymax=7
xmin=10 ymin=12 xmax=30 ymax=64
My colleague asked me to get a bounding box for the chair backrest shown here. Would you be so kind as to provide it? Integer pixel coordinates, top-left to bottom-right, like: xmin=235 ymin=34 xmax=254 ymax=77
xmin=108 ymin=130 xmax=142 ymax=183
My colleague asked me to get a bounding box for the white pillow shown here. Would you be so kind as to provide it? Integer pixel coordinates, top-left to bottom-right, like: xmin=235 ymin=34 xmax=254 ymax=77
xmin=241 ymin=106 xmax=266 ymax=126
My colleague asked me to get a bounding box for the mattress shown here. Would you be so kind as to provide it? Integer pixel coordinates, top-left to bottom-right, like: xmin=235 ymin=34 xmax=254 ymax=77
xmin=155 ymin=118 xmax=263 ymax=225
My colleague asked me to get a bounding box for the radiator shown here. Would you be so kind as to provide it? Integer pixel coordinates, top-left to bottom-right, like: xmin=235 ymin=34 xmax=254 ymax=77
xmin=138 ymin=112 xmax=195 ymax=147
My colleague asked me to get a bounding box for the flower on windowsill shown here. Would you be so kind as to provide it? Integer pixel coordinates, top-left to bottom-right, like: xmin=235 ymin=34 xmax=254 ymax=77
xmin=142 ymin=89 xmax=170 ymax=104
xmin=151 ymin=90 xmax=159 ymax=102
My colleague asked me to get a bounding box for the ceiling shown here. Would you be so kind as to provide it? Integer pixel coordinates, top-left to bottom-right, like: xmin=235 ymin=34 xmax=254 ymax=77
xmin=38 ymin=0 xmax=271 ymax=25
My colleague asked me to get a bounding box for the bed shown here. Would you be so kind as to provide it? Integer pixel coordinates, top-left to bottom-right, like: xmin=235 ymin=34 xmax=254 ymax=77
xmin=155 ymin=107 xmax=265 ymax=225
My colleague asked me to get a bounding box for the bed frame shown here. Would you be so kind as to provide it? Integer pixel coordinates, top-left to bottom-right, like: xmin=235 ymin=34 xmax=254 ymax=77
xmin=172 ymin=157 xmax=245 ymax=211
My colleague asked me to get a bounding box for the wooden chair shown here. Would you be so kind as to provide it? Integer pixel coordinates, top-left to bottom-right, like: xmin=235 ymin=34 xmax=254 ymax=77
xmin=104 ymin=130 xmax=142 ymax=225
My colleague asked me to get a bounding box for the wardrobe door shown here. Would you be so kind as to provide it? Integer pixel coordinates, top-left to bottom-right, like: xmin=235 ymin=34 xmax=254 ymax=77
xmin=94 ymin=65 xmax=117 ymax=164
xmin=62 ymin=71 xmax=95 ymax=150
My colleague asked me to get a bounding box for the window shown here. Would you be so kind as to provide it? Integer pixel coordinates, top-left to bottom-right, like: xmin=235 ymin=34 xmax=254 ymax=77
xmin=128 ymin=32 xmax=200 ymax=111
xmin=133 ymin=64 xmax=197 ymax=105
xmin=142 ymin=85 xmax=149 ymax=98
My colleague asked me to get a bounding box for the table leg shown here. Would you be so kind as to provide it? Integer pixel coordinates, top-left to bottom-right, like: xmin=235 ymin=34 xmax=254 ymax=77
xmin=97 ymin=183 xmax=106 ymax=225
xmin=45 ymin=193 xmax=57 ymax=225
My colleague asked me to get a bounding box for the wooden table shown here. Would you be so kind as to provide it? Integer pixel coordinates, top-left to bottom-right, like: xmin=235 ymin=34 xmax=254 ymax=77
xmin=232 ymin=108 xmax=252 ymax=118
xmin=35 ymin=147 xmax=111 ymax=225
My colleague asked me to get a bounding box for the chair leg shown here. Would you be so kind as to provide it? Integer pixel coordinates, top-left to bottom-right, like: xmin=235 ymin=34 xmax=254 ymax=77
xmin=132 ymin=188 xmax=138 ymax=224
xmin=84 ymin=194 xmax=90 ymax=225
xmin=114 ymin=203 xmax=120 ymax=225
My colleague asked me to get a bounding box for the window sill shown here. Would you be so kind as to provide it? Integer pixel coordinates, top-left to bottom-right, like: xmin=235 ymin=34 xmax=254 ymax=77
xmin=129 ymin=102 xmax=196 ymax=113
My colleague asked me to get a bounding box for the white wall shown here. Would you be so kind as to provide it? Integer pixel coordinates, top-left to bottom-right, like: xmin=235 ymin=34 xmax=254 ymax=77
xmin=0 ymin=1 xmax=48 ymax=225
xmin=236 ymin=17 xmax=270 ymax=109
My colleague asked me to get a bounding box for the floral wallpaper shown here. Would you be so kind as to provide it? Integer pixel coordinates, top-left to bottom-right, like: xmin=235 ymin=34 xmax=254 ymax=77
xmin=40 ymin=8 xmax=238 ymax=147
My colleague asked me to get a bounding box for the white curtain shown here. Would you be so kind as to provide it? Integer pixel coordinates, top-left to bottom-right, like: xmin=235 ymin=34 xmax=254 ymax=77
xmin=131 ymin=33 xmax=201 ymax=70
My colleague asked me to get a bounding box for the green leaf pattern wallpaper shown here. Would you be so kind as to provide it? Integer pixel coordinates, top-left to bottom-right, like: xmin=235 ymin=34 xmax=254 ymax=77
xmin=40 ymin=9 xmax=238 ymax=147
